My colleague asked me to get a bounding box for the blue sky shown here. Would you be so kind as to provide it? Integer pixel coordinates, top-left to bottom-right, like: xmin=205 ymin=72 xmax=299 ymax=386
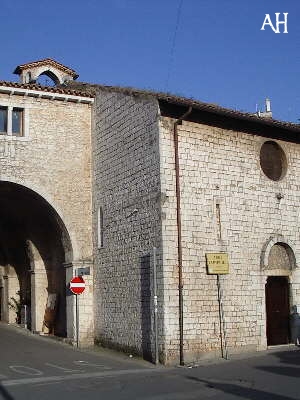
xmin=1 ymin=0 xmax=300 ymax=122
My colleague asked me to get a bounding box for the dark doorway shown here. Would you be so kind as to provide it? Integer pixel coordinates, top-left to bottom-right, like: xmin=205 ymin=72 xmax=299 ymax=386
xmin=265 ymin=276 xmax=290 ymax=345
xmin=0 ymin=181 xmax=72 ymax=337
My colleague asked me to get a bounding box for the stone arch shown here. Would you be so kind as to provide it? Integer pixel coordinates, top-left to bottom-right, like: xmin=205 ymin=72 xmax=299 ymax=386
xmin=0 ymin=175 xmax=79 ymax=261
xmin=261 ymin=235 xmax=297 ymax=273
xmin=37 ymin=69 xmax=61 ymax=85
xmin=0 ymin=180 xmax=74 ymax=336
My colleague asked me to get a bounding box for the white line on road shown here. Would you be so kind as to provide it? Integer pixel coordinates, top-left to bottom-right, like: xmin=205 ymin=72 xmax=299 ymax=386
xmin=9 ymin=366 xmax=43 ymax=376
xmin=73 ymin=361 xmax=112 ymax=370
xmin=2 ymin=368 xmax=163 ymax=387
xmin=45 ymin=363 xmax=83 ymax=373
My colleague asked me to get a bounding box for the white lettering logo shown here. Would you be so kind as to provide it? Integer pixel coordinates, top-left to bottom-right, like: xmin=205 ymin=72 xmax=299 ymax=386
xmin=261 ymin=13 xmax=288 ymax=33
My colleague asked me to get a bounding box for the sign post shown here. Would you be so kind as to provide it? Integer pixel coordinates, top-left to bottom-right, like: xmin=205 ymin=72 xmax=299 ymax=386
xmin=206 ymin=253 xmax=229 ymax=360
xmin=69 ymin=276 xmax=86 ymax=348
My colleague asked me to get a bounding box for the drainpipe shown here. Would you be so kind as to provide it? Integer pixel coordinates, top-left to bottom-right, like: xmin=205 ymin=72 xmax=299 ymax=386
xmin=173 ymin=106 xmax=192 ymax=366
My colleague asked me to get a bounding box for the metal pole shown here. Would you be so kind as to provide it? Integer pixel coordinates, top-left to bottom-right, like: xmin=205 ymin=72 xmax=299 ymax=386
xmin=153 ymin=247 xmax=159 ymax=364
xmin=75 ymin=294 xmax=79 ymax=348
xmin=217 ymin=274 xmax=228 ymax=359
xmin=173 ymin=106 xmax=193 ymax=366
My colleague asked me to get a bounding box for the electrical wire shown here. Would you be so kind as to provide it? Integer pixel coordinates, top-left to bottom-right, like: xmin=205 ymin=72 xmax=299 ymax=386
xmin=165 ymin=0 xmax=183 ymax=92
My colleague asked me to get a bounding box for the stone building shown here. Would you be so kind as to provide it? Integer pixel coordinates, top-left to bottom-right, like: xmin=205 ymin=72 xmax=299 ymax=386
xmin=0 ymin=59 xmax=94 ymax=344
xmin=0 ymin=58 xmax=300 ymax=365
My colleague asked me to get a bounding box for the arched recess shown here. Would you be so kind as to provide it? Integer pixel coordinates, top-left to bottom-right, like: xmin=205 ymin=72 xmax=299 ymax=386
xmin=0 ymin=181 xmax=73 ymax=337
xmin=261 ymin=235 xmax=297 ymax=274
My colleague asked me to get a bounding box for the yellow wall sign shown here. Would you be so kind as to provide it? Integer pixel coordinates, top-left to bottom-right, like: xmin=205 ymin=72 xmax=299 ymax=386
xmin=206 ymin=253 xmax=229 ymax=274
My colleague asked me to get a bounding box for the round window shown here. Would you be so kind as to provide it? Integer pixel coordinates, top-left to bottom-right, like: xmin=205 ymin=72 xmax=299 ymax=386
xmin=260 ymin=141 xmax=287 ymax=181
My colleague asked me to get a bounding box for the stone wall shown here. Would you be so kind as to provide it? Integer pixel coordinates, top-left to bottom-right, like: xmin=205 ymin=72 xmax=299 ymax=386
xmin=0 ymin=91 xmax=94 ymax=343
xmin=93 ymin=89 xmax=163 ymax=360
xmin=0 ymin=92 xmax=93 ymax=261
xmin=159 ymin=117 xmax=300 ymax=364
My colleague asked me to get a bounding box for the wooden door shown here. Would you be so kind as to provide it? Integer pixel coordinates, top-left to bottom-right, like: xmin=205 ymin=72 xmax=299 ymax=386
xmin=265 ymin=276 xmax=290 ymax=345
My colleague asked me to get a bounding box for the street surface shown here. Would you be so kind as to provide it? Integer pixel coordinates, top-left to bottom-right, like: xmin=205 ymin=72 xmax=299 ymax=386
xmin=0 ymin=323 xmax=299 ymax=399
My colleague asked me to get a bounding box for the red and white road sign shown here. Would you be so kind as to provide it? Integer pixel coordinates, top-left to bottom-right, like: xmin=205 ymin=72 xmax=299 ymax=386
xmin=70 ymin=276 xmax=86 ymax=295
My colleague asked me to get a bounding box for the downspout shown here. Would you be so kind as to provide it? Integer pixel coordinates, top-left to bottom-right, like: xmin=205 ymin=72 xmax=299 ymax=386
xmin=173 ymin=106 xmax=192 ymax=366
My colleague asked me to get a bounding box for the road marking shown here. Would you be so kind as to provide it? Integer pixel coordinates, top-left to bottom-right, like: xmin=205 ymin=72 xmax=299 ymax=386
xmin=9 ymin=366 xmax=43 ymax=376
xmin=73 ymin=361 xmax=112 ymax=370
xmin=45 ymin=363 xmax=82 ymax=373
xmin=142 ymin=388 xmax=219 ymax=399
xmin=2 ymin=368 xmax=163 ymax=387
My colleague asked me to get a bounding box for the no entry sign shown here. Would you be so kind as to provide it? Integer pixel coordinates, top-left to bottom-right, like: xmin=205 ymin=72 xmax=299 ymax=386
xmin=70 ymin=276 xmax=86 ymax=295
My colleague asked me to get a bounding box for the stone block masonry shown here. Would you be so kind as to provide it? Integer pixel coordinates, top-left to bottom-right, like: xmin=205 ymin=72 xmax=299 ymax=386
xmin=159 ymin=117 xmax=300 ymax=364
xmin=0 ymin=89 xmax=94 ymax=344
xmin=93 ymin=89 xmax=164 ymax=361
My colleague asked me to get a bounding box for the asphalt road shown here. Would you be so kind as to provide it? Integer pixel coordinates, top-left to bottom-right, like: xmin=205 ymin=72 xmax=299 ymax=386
xmin=0 ymin=323 xmax=299 ymax=399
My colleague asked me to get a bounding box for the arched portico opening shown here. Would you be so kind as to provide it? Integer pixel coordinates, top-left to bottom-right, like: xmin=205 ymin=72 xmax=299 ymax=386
xmin=36 ymin=70 xmax=60 ymax=86
xmin=0 ymin=181 xmax=73 ymax=337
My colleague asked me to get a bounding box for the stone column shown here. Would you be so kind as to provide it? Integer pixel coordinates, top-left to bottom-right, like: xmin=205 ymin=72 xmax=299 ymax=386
xmin=27 ymin=241 xmax=48 ymax=333
xmin=3 ymin=266 xmax=20 ymax=324
xmin=290 ymin=269 xmax=300 ymax=309
xmin=30 ymin=270 xmax=48 ymax=332
xmin=257 ymin=275 xmax=268 ymax=351
xmin=2 ymin=276 xmax=9 ymax=322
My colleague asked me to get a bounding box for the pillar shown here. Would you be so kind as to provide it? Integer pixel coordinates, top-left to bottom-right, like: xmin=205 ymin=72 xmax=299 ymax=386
xmin=28 ymin=242 xmax=48 ymax=333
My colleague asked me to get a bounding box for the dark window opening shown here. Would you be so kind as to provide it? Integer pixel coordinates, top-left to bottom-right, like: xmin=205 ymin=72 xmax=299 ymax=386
xmin=12 ymin=108 xmax=23 ymax=136
xmin=260 ymin=141 xmax=287 ymax=181
xmin=0 ymin=107 xmax=7 ymax=133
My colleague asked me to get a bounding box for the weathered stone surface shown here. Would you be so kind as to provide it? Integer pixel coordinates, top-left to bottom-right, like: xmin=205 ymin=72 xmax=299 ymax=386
xmin=159 ymin=117 xmax=300 ymax=363
xmin=92 ymin=89 xmax=162 ymax=361
xmin=0 ymin=90 xmax=94 ymax=344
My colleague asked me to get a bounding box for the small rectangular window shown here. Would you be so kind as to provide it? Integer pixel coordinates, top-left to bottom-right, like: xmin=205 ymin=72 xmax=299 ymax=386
xmin=97 ymin=207 xmax=104 ymax=248
xmin=12 ymin=108 xmax=23 ymax=136
xmin=0 ymin=107 xmax=7 ymax=134
xmin=216 ymin=203 xmax=222 ymax=240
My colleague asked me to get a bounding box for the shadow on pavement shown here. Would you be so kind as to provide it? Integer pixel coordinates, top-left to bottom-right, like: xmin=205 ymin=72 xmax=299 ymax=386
xmin=0 ymin=385 xmax=14 ymax=400
xmin=185 ymin=376 xmax=295 ymax=400
xmin=273 ymin=349 xmax=300 ymax=366
xmin=255 ymin=348 xmax=300 ymax=378
xmin=256 ymin=366 xmax=300 ymax=378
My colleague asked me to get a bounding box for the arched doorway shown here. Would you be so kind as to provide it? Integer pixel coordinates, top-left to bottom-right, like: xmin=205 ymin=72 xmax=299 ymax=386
xmin=266 ymin=276 xmax=290 ymax=345
xmin=263 ymin=242 xmax=293 ymax=346
xmin=0 ymin=181 xmax=72 ymax=337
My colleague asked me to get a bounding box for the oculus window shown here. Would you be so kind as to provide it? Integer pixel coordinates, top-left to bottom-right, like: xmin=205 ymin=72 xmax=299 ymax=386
xmin=260 ymin=141 xmax=287 ymax=181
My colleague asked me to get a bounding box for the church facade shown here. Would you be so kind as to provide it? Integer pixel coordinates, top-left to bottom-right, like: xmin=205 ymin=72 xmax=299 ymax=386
xmin=0 ymin=59 xmax=299 ymax=365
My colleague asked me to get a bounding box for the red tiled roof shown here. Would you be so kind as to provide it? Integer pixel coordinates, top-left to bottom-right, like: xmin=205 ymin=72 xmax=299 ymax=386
xmin=13 ymin=58 xmax=78 ymax=79
xmin=0 ymin=80 xmax=94 ymax=98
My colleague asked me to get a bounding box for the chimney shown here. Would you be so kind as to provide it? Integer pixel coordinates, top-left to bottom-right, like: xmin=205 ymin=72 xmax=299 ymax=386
xmin=265 ymin=98 xmax=271 ymax=114
xmin=257 ymin=98 xmax=272 ymax=119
